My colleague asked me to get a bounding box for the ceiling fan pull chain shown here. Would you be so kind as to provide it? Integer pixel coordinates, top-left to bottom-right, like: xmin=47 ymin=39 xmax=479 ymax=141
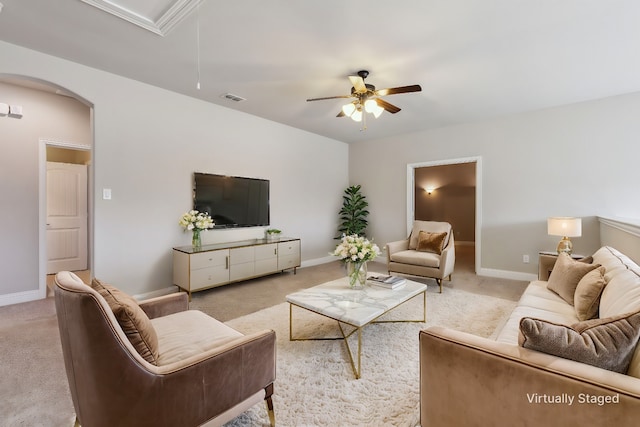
xmin=196 ymin=4 xmax=201 ymax=90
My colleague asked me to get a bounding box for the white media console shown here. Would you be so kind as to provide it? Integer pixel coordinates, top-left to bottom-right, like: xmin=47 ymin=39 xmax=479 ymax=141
xmin=173 ymin=237 xmax=301 ymax=298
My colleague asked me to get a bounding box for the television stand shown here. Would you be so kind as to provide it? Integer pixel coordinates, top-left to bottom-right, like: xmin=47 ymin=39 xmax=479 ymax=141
xmin=172 ymin=237 xmax=301 ymax=299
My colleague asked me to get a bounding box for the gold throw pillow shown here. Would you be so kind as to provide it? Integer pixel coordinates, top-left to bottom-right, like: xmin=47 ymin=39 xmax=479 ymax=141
xmin=574 ymin=266 xmax=607 ymax=321
xmin=416 ymin=231 xmax=447 ymax=255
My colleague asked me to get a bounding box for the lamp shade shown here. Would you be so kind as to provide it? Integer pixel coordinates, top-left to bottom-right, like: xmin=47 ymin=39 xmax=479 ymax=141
xmin=547 ymin=217 xmax=582 ymax=237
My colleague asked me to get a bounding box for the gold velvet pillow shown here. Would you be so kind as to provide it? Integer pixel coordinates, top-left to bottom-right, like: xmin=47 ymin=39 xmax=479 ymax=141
xmin=574 ymin=266 xmax=607 ymax=321
xmin=546 ymin=253 xmax=600 ymax=305
xmin=91 ymin=278 xmax=159 ymax=365
xmin=416 ymin=231 xmax=447 ymax=255
xmin=518 ymin=311 xmax=640 ymax=374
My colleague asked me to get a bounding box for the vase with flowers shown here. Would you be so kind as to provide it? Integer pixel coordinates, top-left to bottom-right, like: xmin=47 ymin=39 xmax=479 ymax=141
xmin=331 ymin=234 xmax=380 ymax=289
xmin=179 ymin=210 xmax=214 ymax=249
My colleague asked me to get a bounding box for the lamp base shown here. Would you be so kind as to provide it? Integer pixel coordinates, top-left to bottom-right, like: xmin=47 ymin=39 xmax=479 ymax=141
xmin=556 ymin=236 xmax=573 ymax=255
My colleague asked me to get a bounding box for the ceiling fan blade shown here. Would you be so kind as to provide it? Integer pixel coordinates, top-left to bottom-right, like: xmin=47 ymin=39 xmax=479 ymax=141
xmin=376 ymin=98 xmax=401 ymax=114
xmin=336 ymin=110 xmax=346 ymax=118
xmin=307 ymin=95 xmax=353 ymax=102
xmin=349 ymin=75 xmax=367 ymax=93
xmin=376 ymin=85 xmax=422 ymax=96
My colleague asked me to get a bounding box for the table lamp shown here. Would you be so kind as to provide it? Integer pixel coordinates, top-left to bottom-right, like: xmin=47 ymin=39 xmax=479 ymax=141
xmin=547 ymin=217 xmax=582 ymax=255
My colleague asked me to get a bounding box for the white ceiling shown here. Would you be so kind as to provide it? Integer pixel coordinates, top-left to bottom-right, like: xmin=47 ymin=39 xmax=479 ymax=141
xmin=1 ymin=0 xmax=640 ymax=143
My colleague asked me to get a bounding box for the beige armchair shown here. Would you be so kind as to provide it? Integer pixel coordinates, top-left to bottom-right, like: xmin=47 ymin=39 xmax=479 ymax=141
xmin=386 ymin=221 xmax=455 ymax=293
xmin=54 ymin=271 xmax=276 ymax=427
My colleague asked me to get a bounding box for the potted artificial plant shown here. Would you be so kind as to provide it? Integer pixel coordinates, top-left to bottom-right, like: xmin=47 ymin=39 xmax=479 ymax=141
xmin=265 ymin=228 xmax=282 ymax=241
xmin=337 ymin=184 xmax=369 ymax=238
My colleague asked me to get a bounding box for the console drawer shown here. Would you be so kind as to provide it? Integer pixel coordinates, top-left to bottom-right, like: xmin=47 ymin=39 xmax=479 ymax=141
xmin=190 ymin=250 xmax=228 ymax=270
xmin=190 ymin=266 xmax=229 ymax=290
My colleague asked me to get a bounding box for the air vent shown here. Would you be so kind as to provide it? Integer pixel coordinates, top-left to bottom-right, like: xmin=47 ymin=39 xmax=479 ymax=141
xmin=220 ymin=93 xmax=246 ymax=102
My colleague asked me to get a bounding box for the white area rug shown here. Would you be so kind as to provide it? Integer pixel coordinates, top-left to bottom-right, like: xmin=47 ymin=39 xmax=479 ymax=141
xmin=221 ymin=287 xmax=517 ymax=427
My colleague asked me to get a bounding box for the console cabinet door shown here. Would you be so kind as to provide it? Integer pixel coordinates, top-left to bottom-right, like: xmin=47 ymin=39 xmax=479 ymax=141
xmin=278 ymin=240 xmax=301 ymax=271
xmin=255 ymin=243 xmax=278 ymax=275
xmin=230 ymin=246 xmax=255 ymax=281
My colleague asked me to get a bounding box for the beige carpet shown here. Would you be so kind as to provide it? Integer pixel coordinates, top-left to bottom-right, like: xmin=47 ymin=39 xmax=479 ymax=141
xmin=2 ymin=246 xmax=525 ymax=426
xmin=217 ymin=287 xmax=517 ymax=427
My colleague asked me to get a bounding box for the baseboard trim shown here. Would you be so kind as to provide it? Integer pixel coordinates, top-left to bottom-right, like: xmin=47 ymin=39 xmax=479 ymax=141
xmin=300 ymin=255 xmax=335 ymax=268
xmin=0 ymin=289 xmax=43 ymax=307
xmin=133 ymin=285 xmax=180 ymax=301
xmin=478 ymin=267 xmax=537 ymax=282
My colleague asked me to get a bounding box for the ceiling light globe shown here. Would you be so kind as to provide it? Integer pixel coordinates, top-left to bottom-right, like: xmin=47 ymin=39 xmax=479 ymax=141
xmin=364 ymin=99 xmax=378 ymax=113
xmin=351 ymin=110 xmax=363 ymax=122
xmin=342 ymin=103 xmax=356 ymax=117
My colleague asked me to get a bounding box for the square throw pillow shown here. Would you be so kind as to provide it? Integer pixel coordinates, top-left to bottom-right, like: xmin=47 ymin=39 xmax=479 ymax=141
xmin=518 ymin=310 xmax=640 ymax=374
xmin=416 ymin=231 xmax=447 ymax=255
xmin=91 ymin=278 xmax=159 ymax=365
xmin=574 ymin=266 xmax=607 ymax=321
xmin=546 ymin=253 xmax=600 ymax=305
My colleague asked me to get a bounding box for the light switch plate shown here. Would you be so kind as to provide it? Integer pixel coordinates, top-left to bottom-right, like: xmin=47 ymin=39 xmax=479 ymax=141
xmin=103 ymin=188 xmax=112 ymax=200
xmin=8 ymin=105 xmax=23 ymax=117
xmin=0 ymin=103 xmax=8 ymax=115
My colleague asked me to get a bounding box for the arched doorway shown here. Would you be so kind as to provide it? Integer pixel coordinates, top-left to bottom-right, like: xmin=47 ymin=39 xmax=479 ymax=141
xmin=0 ymin=74 xmax=94 ymax=304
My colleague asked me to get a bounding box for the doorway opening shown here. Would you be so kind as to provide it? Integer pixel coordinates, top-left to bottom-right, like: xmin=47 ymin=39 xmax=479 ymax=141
xmin=406 ymin=156 xmax=482 ymax=272
xmin=41 ymin=142 xmax=92 ymax=296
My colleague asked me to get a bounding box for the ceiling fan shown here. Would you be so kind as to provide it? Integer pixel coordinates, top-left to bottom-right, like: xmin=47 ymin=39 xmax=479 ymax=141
xmin=306 ymin=70 xmax=422 ymax=125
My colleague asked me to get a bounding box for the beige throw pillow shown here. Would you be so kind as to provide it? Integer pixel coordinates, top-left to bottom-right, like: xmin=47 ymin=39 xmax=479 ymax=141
xmin=546 ymin=253 xmax=600 ymax=305
xmin=574 ymin=266 xmax=607 ymax=321
xmin=518 ymin=311 xmax=640 ymax=374
xmin=91 ymin=278 xmax=159 ymax=365
xmin=416 ymin=231 xmax=447 ymax=255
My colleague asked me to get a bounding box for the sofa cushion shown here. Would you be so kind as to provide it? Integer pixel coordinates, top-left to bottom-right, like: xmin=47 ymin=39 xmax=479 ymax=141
xmin=518 ymin=310 xmax=640 ymax=374
xmin=495 ymin=281 xmax=580 ymax=346
xmin=546 ymin=253 xmax=600 ymax=305
xmin=409 ymin=221 xmax=451 ymax=250
xmin=91 ymin=278 xmax=159 ymax=364
xmin=599 ymin=268 xmax=640 ymax=319
xmin=574 ymin=266 xmax=607 ymax=321
xmin=416 ymin=231 xmax=447 ymax=255
xmin=390 ymin=249 xmax=441 ymax=268
xmin=151 ymin=310 xmax=244 ymax=366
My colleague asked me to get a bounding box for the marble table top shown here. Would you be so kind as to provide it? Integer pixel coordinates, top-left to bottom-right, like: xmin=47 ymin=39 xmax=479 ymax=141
xmin=286 ymin=277 xmax=427 ymax=327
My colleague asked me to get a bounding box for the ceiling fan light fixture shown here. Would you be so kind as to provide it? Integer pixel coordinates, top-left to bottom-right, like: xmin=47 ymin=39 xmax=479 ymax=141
xmin=342 ymin=103 xmax=356 ymax=117
xmin=365 ymin=99 xmax=384 ymax=118
xmin=351 ymin=109 xmax=363 ymax=122
xmin=364 ymin=99 xmax=377 ymax=113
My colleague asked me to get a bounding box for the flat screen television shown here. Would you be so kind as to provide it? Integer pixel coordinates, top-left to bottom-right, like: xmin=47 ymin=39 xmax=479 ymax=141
xmin=193 ymin=172 xmax=270 ymax=228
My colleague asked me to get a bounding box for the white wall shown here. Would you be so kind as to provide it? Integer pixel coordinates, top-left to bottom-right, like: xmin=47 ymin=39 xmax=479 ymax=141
xmin=0 ymin=41 xmax=348 ymax=300
xmin=350 ymin=91 xmax=640 ymax=278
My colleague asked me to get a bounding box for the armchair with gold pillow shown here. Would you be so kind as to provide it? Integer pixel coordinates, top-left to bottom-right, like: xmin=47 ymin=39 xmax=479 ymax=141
xmin=386 ymin=220 xmax=456 ymax=293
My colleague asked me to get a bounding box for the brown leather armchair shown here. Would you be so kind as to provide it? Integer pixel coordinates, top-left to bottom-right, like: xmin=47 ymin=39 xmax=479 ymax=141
xmin=54 ymin=271 xmax=276 ymax=427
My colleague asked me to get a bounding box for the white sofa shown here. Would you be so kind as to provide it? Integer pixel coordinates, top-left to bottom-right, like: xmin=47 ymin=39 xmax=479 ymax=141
xmin=420 ymin=246 xmax=640 ymax=426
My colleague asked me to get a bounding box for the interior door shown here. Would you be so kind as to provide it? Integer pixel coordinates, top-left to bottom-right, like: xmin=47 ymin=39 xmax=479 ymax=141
xmin=46 ymin=161 xmax=88 ymax=274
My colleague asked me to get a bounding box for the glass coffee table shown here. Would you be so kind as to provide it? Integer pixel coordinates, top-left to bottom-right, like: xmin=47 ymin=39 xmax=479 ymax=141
xmin=286 ymin=277 xmax=427 ymax=379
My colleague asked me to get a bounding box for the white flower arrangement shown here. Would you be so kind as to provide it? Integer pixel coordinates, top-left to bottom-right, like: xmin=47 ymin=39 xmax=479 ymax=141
xmin=331 ymin=234 xmax=380 ymax=263
xmin=179 ymin=210 xmax=215 ymax=231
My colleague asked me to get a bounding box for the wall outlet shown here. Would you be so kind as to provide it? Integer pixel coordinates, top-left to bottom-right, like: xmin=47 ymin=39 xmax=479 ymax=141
xmin=523 ymin=254 xmax=530 ymax=264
